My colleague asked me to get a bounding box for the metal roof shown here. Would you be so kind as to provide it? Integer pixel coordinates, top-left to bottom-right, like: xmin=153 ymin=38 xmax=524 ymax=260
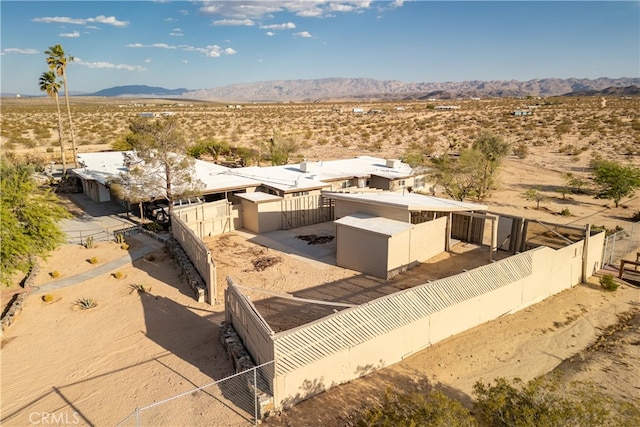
xmin=335 ymin=213 xmax=412 ymax=236
xmin=324 ymin=191 xmax=487 ymax=212
xmin=73 ymin=152 xmax=419 ymax=194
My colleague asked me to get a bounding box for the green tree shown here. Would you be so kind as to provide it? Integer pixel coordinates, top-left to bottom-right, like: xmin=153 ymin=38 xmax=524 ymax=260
xmin=430 ymin=151 xmax=483 ymax=201
xmin=0 ymin=158 xmax=70 ymax=285
xmin=268 ymin=129 xmax=298 ymax=166
xmin=45 ymin=44 xmax=78 ymax=168
xmin=471 ymin=131 xmax=510 ymax=200
xmin=187 ymin=139 xmax=231 ymax=160
xmin=523 ymin=186 xmax=547 ymax=209
xmin=114 ymin=117 xmax=204 ymax=216
xmin=402 ymin=141 xmax=435 ymax=168
xmin=565 ymin=172 xmax=588 ymax=195
xmin=38 ymin=70 xmax=66 ymax=174
xmin=592 ymin=160 xmax=640 ymax=207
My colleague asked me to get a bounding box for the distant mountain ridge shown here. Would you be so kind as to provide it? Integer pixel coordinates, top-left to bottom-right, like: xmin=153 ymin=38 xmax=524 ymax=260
xmin=182 ymin=77 xmax=640 ymax=102
xmin=90 ymin=85 xmax=189 ymax=97
xmin=45 ymin=78 xmax=640 ymax=101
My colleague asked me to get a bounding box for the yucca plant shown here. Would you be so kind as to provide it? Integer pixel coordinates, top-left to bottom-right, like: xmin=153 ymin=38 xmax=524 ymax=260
xmin=75 ymin=297 xmax=97 ymax=310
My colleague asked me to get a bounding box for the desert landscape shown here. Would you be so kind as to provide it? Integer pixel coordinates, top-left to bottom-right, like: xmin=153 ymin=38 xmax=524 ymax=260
xmin=1 ymin=95 xmax=639 ymax=425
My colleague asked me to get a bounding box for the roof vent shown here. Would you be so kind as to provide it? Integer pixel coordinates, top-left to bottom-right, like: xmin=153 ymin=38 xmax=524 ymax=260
xmin=386 ymin=159 xmax=400 ymax=169
xmin=300 ymin=161 xmax=314 ymax=173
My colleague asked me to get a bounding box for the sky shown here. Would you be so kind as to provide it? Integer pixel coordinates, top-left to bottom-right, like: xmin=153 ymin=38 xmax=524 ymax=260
xmin=1 ymin=1 xmax=638 ymax=95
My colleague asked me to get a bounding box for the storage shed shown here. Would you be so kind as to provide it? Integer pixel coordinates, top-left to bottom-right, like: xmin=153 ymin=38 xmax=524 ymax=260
xmin=335 ymin=213 xmax=447 ymax=279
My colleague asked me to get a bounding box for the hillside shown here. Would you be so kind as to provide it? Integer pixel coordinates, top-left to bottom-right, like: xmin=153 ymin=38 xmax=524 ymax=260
xmin=90 ymin=85 xmax=189 ymax=97
xmin=182 ymin=77 xmax=640 ymax=102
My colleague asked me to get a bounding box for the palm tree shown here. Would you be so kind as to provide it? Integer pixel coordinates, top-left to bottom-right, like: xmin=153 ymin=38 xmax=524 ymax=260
xmin=38 ymin=71 xmax=67 ymax=174
xmin=45 ymin=44 xmax=78 ymax=168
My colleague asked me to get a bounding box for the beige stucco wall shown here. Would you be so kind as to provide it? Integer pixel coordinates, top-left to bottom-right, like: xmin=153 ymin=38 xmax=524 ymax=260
xmin=336 ymin=224 xmax=389 ymax=279
xmin=257 ymin=201 xmax=283 ymax=233
xmin=270 ymin=235 xmax=604 ymax=408
xmin=410 ymin=216 xmax=447 ymax=262
xmin=240 ymin=199 xmax=259 ymax=233
xmin=585 ymin=230 xmax=605 ymax=276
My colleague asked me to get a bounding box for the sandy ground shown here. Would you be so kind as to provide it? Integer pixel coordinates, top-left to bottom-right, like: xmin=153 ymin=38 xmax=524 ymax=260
xmin=2 ymin=157 xmax=640 ymax=426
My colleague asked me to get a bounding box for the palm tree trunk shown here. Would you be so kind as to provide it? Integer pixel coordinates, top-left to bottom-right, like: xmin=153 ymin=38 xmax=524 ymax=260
xmin=54 ymin=95 xmax=67 ymax=174
xmin=62 ymin=74 xmax=78 ymax=168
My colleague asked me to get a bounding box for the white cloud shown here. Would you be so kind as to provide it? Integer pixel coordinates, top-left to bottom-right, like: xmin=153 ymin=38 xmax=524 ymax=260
xmin=144 ymin=58 xmax=151 ymax=64
xmin=197 ymin=1 xmax=403 ymax=21
xmin=126 ymin=43 xmax=177 ymax=49
xmin=213 ymin=19 xmax=255 ymax=26
xmin=294 ymin=31 xmax=312 ymax=38
xmin=32 ymin=15 xmax=128 ymax=27
xmin=259 ymin=22 xmax=296 ymax=30
xmin=199 ymin=2 xmax=283 ymax=19
xmin=127 ymin=42 xmax=236 ymax=58
xmin=182 ymin=59 xmax=188 ymax=64
xmin=74 ymin=57 xmax=146 ymax=71
xmin=89 ymin=15 xmax=128 ymax=27
xmin=265 ymin=31 xmax=275 ymax=37
xmin=60 ymin=31 xmax=80 ymax=38
xmin=170 ymin=28 xmax=184 ymax=36
xmin=2 ymin=48 xmax=39 ymax=55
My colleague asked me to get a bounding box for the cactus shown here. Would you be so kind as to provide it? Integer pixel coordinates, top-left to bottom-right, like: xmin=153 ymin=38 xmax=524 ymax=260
xmin=85 ymin=235 xmax=95 ymax=249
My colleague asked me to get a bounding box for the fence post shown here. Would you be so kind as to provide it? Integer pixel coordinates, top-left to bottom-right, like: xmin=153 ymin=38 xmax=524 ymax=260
xmin=253 ymin=367 xmax=258 ymax=425
xmin=135 ymin=407 xmax=140 ymax=427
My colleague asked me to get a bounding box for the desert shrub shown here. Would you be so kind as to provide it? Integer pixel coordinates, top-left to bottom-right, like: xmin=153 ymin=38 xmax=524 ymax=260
xmin=145 ymin=254 xmax=156 ymax=262
xmin=121 ymin=243 xmax=129 ymax=250
xmin=84 ymin=235 xmax=95 ymax=248
xmin=513 ymin=143 xmax=529 ymax=159
xmin=591 ymin=225 xmax=624 ymax=236
xmin=473 ymin=376 xmax=616 ymax=427
xmin=75 ymin=297 xmax=97 ymax=310
xmin=631 ymin=210 xmax=640 ymax=221
xmin=114 ymin=234 xmax=125 ymax=244
xmin=560 ymin=208 xmax=571 ymax=216
xmin=599 ymin=274 xmax=619 ymax=292
xmin=355 ymin=388 xmax=476 ymax=427
xmin=42 ymin=294 xmax=55 ymax=303
xmin=50 ymin=271 xmax=61 ymax=278
xmin=113 ymin=271 xmax=124 ymax=279
xmin=88 ymin=257 xmax=98 ymax=264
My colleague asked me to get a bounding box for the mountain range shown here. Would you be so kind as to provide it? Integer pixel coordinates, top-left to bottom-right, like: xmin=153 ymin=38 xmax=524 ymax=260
xmin=6 ymin=77 xmax=639 ymax=101
xmin=179 ymin=77 xmax=640 ymax=102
